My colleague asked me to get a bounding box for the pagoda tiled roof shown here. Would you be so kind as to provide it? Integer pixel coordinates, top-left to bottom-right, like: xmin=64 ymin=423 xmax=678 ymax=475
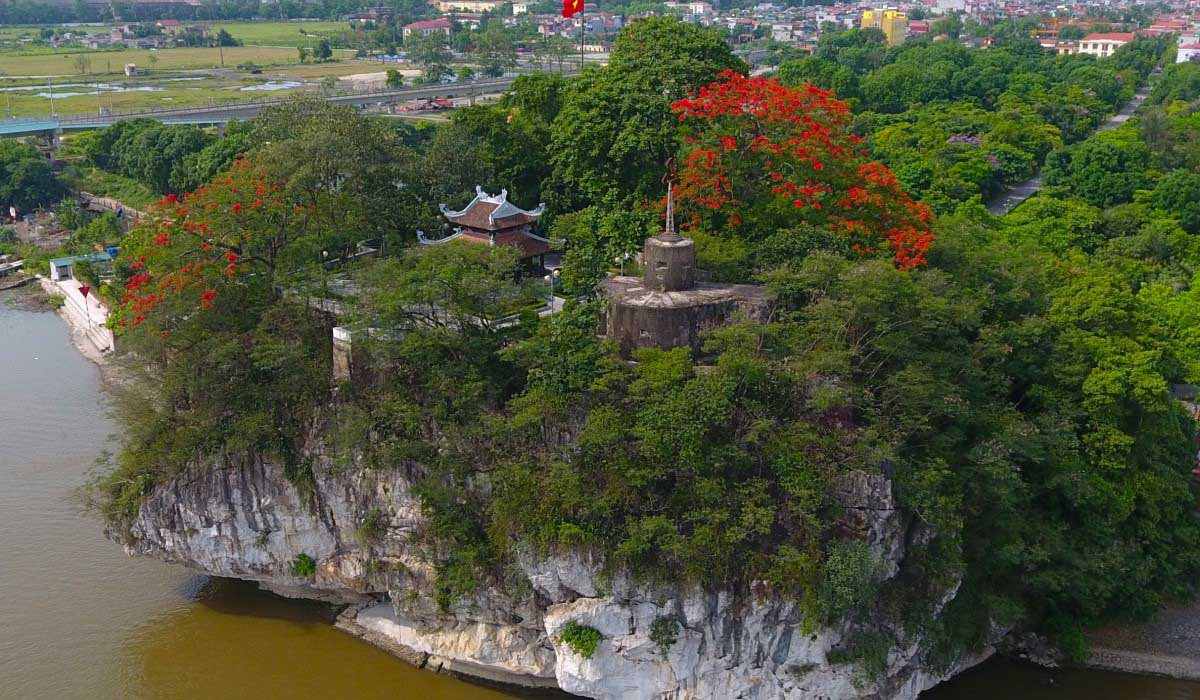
xmin=439 ymin=187 xmax=546 ymax=231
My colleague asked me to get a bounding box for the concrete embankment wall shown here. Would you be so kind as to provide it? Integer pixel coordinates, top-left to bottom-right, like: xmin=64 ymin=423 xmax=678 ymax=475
xmin=38 ymin=277 xmax=114 ymax=360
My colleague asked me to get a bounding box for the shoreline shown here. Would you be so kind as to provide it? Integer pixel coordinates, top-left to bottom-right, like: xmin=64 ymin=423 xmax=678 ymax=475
xmin=1081 ymin=600 xmax=1200 ymax=682
xmin=1083 ymin=647 xmax=1200 ymax=681
xmin=334 ymin=603 xmax=570 ymax=698
xmin=35 ymin=276 xmax=111 ymax=367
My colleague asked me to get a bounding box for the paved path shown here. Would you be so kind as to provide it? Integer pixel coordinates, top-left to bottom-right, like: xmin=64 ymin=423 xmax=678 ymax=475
xmin=986 ymin=85 xmax=1151 ymax=216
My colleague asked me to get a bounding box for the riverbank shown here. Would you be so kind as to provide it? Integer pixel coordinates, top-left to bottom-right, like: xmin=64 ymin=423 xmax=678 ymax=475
xmin=1084 ymin=601 xmax=1200 ymax=680
xmin=335 ymin=604 xmax=567 ymax=696
xmin=36 ymin=276 xmax=111 ymax=366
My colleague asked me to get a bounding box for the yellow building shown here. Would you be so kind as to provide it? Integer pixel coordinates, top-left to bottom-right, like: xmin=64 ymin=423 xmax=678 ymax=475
xmin=860 ymin=9 xmax=908 ymax=46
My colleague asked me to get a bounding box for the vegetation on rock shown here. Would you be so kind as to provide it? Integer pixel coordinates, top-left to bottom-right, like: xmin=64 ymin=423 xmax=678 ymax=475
xmin=84 ymin=18 xmax=1200 ymax=671
xmin=559 ymin=621 xmax=603 ymax=659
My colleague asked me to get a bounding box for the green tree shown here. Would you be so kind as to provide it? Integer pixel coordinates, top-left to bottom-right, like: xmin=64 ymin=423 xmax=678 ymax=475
xmin=473 ymin=23 xmax=516 ymax=78
xmin=408 ymin=31 xmax=453 ymax=83
xmin=547 ymin=17 xmax=746 ymax=209
xmin=1043 ymin=126 xmax=1151 ymax=207
xmin=1058 ymin=24 xmax=1085 ymax=41
xmin=316 ymin=38 xmax=333 ymax=61
xmin=777 ymin=56 xmax=861 ymax=100
xmin=1152 ymin=170 xmax=1200 ymax=234
xmin=0 ymin=141 xmax=63 ymax=211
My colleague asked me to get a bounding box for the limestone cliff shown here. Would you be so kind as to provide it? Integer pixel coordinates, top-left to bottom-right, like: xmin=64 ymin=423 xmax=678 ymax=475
xmin=118 ymin=450 xmax=992 ymax=700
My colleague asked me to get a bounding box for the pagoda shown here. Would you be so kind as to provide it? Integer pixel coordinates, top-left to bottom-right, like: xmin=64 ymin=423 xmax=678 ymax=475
xmin=418 ymin=187 xmax=555 ymax=271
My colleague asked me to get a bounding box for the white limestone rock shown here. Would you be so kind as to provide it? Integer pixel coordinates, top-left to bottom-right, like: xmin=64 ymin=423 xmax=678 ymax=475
xmin=119 ymin=450 xmax=994 ymax=700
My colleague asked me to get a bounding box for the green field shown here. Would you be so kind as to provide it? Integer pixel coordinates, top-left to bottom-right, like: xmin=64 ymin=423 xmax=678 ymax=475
xmin=0 ymin=21 xmax=354 ymax=50
xmin=215 ymin=21 xmax=353 ymax=47
xmin=0 ymin=80 xmax=293 ymax=119
xmin=0 ymin=20 xmax=414 ymax=116
xmin=0 ymin=45 xmax=356 ymax=77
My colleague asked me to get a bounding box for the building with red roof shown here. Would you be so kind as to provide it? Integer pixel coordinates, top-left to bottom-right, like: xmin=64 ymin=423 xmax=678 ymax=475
xmin=1077 ymin=32 xmax=1135 ymax=58
xmin=1179 ymin=42 xmax=1200 ymax=63
xmin=419 ymin=188 xmax=555 ymax=269
xmin=402 ymin=17 xmax=451 ymax=39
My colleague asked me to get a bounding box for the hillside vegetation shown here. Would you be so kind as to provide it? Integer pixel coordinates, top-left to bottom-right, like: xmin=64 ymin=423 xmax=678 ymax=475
xmin=78 ymin=19 xmax=1200 ymax=670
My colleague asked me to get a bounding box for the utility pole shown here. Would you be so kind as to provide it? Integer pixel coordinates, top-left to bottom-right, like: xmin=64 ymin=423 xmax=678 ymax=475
xmin=47 ymin=80 xmax=56 ymax=117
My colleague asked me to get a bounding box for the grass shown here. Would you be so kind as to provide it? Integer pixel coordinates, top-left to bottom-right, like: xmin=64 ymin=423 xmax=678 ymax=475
xmin=214 ymin=21 xmax=353 ymax=47
xmin=61 ymin=166 xmax=159 ymax=210
xmin=0 ymin=46 xmax=354 ymax=77
xmin=0 ymin=57 xmax=387 ymax=117
xmin=0 ymin=79 xmax=307 ymax=118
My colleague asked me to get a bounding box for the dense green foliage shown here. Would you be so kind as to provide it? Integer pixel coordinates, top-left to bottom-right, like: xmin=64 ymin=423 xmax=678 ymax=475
xmin=0 ymin=140 xmax=62 ymax=211
xmin=779 ymin=33 xmax=1169 ymax=212
xmin=75 ymin=119 xmax=215 ymax=195
xmin=546 ymin=17 xmax=748 ymax=209
xmin=292 ymin=553 xmax=317 ymax=577
xmin=90 ymin=18 xmax=1200 ymax=674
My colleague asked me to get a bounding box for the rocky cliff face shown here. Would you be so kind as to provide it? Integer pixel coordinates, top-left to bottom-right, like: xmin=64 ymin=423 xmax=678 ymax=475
xmin=120 ymin=451 xmax=992 ymax=700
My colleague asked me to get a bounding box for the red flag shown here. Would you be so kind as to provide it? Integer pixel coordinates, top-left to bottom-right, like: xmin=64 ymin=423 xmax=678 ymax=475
xmin=79 ymin=285 xmax=90 ymax=298
xmin=562 ymin=0 xmax=582 ymax=17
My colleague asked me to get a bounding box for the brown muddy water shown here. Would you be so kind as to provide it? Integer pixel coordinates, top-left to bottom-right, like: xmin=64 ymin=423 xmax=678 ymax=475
xmin=4 ymin=288 xmax=1200 ymax=700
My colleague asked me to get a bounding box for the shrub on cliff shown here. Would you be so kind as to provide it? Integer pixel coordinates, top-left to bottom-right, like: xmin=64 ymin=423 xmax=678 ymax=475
xmin=90 ymin=24 xmax=1200 ymax=670
xmin=559 ymin=621 xmax=603 ymax=659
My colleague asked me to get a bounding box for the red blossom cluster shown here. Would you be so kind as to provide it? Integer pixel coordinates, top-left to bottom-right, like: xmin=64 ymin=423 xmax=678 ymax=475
xmin=117 ymin=157 xmax=291 ymax=328
xmin=670 ymin=71 xmax=933 ymax=270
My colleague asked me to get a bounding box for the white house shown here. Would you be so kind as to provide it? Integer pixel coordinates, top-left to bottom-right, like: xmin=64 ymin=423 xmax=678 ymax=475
xmin=1077 ymin=32 xmax=1135 ymax=58
xmin=402 ymin=17 xmax=451 ymax=39
xmin=1178 ymin=42 xmax=1200 ymax=62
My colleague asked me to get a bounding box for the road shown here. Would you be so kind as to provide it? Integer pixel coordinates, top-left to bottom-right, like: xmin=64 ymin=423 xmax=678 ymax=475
xmin=0 ymin=73 xmax=568 ymax=137
xmin=986 ymin=85 xmax=1151 ymax=216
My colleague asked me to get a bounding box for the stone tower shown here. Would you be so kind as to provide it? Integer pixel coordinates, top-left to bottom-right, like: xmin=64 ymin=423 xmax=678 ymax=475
xmin=597 ymin=184 xmax=772 ymax=356
xmin=642 ymin=185 xmax=696 ymax=292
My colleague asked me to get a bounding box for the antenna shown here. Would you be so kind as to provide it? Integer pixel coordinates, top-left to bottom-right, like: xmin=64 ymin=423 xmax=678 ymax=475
xmin=665 ymin=182 xmax=676 ymax=235
xmin=660 ymin=158 xmax=682 ymax=241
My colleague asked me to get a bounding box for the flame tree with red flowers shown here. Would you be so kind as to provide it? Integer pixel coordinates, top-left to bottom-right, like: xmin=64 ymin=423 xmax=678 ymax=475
xmin=671 ymin=71 xmax=934 ymax=270
xmin=113 ymin=156 xmax=316 ymax=330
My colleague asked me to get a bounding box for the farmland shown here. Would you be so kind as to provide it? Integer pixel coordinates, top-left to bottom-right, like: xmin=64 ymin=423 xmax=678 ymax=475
xmin=0 ymin=46 xmax=356 ymax=78
xmin=214 ymin=21 xmax=354 ymax=47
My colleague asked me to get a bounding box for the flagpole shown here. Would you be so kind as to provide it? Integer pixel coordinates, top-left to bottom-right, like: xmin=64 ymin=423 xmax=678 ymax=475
xmin=579 ymin=3 xmax=585 ymax=70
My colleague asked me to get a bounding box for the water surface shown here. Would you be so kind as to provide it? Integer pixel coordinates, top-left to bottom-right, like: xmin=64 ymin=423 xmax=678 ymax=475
xmin=0 ymin=290 xmax=519 ymax=700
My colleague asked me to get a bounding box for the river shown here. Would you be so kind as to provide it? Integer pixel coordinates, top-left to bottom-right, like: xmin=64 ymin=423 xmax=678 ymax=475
xmin=0 ymin=289 xmax=520 ymax=700
xmin=3 ymin=287 xmax=1200 ymax=700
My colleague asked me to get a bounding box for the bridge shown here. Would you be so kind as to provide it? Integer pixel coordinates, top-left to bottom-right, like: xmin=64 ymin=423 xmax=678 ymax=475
xmin=0 ymin=75 xmax=535 ymax=138
xmin=0 ymin=50 xmax=778 ymax=140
